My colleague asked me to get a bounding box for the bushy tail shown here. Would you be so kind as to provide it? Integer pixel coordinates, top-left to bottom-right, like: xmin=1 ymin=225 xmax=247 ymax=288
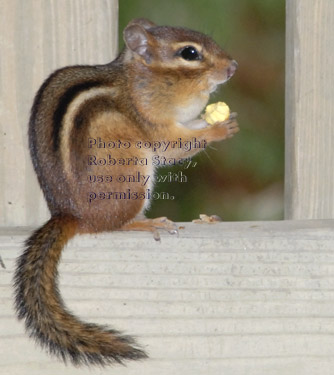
xmin=13 ymin=215 xmax=147 ymax=366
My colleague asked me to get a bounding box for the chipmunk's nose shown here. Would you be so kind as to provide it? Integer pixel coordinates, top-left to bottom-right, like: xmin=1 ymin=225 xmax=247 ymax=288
xmin=227 ymin=60 xmax=238 ymax=79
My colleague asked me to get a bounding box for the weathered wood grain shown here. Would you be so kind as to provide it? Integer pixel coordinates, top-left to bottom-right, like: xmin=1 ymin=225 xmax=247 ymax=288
xmin=0 ymin=0 xmax=118 ymax=226
xmin=285 ymin=0 xmax=334 ymax=219
xmin=1 ymin=221 xmax=334 ymax=374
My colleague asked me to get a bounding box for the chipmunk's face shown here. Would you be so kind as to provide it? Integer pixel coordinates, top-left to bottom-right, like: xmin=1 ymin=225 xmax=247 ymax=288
xmin=123 ymin=18 xmax=237 ymax=123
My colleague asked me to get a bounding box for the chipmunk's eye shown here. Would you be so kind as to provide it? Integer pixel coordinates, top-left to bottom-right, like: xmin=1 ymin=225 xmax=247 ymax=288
xmin=178 ymin=46 xmax=201 ymax=61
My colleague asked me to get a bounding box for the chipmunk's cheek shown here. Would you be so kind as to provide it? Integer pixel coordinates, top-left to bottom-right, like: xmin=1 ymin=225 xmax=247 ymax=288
xmin=175 ymin=93 xmax=209 ymax=123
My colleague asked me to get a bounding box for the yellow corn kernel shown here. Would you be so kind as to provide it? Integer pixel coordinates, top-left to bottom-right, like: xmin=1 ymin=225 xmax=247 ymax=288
xmin=203 ymin=102 xmax=230 ymax=125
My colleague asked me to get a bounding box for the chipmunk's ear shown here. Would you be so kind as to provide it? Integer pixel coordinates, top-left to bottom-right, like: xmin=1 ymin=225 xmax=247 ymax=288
xmin=126 ymin=18 xmax=156 ymax=30
xmin=123 ymin=23 xmax=154 ymax=64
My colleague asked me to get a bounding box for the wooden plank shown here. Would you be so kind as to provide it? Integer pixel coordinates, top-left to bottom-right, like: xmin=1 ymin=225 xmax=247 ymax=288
xmin=285 ymin=0 xmax=334 ymax=219
xmin=0 ymin=0 xmax=118 ymax=226
xmin=1 ymin=221 xmax=334 ymax=374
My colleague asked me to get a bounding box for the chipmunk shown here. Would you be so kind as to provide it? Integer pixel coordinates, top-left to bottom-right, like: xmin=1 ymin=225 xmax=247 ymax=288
xmin=13 ymin=18 xmax=239 ymax=367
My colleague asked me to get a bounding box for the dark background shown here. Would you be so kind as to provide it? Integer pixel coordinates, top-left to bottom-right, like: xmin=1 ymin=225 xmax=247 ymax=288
xmin=119 ymin=0 xmax=285 ymax=221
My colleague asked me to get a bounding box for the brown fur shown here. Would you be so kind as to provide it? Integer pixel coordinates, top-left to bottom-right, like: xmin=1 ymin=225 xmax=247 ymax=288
xmin=14 ymin=18 xmax=238 ymax=366
xmin=14 ymin=215 xmax=145 ymax=365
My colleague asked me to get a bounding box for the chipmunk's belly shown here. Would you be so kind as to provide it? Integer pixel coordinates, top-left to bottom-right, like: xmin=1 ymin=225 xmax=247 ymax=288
xmin=73 ymin=142 xmax=154 ymax=232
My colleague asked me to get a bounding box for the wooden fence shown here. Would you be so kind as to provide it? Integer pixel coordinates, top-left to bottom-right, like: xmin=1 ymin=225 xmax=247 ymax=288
xmin=0 ymin=1 xmax=333 ymax=374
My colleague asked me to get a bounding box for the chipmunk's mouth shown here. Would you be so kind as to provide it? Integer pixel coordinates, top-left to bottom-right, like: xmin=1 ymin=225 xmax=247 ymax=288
xmin=209 ymin=59 xmax=238 ymax=93
xmin=226 ymin=60 xmax=238 ymax=80
xmin=209 ymin=84 xmax=218 ymax=93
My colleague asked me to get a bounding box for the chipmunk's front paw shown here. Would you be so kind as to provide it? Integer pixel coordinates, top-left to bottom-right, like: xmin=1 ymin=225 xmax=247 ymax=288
xmin=192 ymin=214 xmax=222 ymax=224
xmin=219 ymin=112 xmax=239 ymax=138
xmin=207 ymin=112 xmax=239 ymax=141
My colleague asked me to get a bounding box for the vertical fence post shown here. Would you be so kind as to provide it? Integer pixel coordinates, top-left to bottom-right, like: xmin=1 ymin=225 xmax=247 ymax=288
xmin=285 ymin=0 xmax=334 ymax=219
xmin=0 ymin=0 xmax=118 ymax=226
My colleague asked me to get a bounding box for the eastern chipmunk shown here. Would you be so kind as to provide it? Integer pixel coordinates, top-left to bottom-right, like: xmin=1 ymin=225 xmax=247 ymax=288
xmin=14 ymin=18 xmax=238 ymax=366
